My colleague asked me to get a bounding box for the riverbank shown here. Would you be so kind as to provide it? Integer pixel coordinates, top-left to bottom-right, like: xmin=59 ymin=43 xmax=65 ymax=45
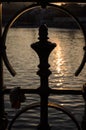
xmin=3 ymin=17 xmax=86 ymax=30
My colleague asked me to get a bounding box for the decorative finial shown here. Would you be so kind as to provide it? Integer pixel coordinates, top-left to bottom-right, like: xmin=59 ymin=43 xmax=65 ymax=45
xmin=38 ymin=24 xmax=49 ymax=40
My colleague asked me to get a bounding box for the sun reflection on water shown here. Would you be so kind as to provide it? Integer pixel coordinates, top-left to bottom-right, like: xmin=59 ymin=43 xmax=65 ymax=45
xmin=49 ymin=28 xmax=84 ymax=89
xmin=49 ymin=38 xmax=65 ymax=88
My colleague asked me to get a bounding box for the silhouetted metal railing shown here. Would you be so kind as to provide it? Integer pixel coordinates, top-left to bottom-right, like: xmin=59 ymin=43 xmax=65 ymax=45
xmin=1 ymin=0 xmax=86 ymax=2
xmin=0 ymin=1 xmax=86 ymax=130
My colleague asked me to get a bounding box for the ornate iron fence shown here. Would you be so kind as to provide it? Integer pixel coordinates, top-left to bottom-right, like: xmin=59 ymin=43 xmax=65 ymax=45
xmin=0 ymin=1 xmax=86 ymax=130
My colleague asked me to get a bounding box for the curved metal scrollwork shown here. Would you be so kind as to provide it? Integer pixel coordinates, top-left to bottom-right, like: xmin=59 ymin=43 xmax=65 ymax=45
xmin=1 ymin=4 xmax=39 ymax=76
xmin=8 ymin=102 xmax=81 ymax=130
xmin=49 ymin=4 xmax=86 ymax=76
xmin=2 ymin=3 xmax=86 ymax=76
xmin=75 ymin=47 xmax=86 ymax=76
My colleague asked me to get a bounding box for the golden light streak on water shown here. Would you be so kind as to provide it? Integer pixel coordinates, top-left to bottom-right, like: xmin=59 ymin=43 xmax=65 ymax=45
xmin=52 ymin=2 xmax=65 ymax=6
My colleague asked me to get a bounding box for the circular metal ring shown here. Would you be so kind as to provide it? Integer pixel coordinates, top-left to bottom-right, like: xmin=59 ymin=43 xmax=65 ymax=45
xmin=2 ymin=3 xmax=85 ymax=76
xmin=8 ymin=102 xmax=81 ymax=130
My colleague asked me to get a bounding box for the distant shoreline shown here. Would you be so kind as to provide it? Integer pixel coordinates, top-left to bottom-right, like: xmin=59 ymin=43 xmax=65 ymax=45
xmin=2 ymin=17 xmax=86 ymax=30
xmin=2 ymin=23 xmax=86 ymax=30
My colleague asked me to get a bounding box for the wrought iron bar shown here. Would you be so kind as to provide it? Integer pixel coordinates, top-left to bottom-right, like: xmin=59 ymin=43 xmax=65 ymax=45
xmin=1 ymin=0 xmax=86 ymax=2
xmin=31 ymin=24 xmax=56 ymax=130
xmin=0 ymin=3 xmax=8 ymax=130
xmin=4 ymin=88 xmax=82 ymax=95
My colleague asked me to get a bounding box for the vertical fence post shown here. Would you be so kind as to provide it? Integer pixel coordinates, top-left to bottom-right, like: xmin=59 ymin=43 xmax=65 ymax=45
xmin=31 ymin=24 xmax=56 ymax=130
xmin=0 ymin=3 xmax=8 ymax=130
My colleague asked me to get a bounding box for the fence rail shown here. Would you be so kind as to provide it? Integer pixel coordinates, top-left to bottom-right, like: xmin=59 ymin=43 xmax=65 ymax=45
xmin=1 ymin=0 xmax=86 ymax=3
xmin=4 ymin=88 xmax=82 ymax=95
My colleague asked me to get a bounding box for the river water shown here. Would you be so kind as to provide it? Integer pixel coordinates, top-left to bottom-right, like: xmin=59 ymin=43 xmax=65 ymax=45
xmin=3 ymin=27 xmax=86 ymax=130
